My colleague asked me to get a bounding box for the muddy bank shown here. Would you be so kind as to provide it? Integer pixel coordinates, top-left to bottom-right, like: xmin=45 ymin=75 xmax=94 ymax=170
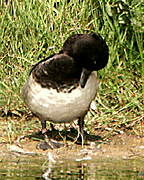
xmin=0 ymin=134 xmax=144 ymax=161
xmin=0 ymin=134 xmax=144 ymax=179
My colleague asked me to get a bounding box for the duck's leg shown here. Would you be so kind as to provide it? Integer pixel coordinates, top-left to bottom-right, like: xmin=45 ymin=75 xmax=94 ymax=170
xmin=78 ymin=115 xmax=85 ymax=147
xmin=41 ymin=120 xmax=47 ymax=134
xmin=36 ymin=120 xmax=64 ymax=150
xmin=50 ymin=123 xmax=56 ymax=131
xmin=42 ymin=120 xmax=56 ymax=132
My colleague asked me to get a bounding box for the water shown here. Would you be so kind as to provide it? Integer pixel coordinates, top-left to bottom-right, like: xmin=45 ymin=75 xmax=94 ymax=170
xmin=0 ymin=155 xmax=144 ymax=180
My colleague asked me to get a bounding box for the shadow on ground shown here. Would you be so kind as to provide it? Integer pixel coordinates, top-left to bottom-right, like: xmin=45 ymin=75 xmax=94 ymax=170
xmin=25 ymin=128 xmax=102 ymax=145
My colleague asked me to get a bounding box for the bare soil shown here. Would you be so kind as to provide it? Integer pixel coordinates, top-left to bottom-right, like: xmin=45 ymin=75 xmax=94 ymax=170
xmin=0 ymin=115 xmax=144 ymax=161
xmin=0 ymin=133 xmax=144 ymax=162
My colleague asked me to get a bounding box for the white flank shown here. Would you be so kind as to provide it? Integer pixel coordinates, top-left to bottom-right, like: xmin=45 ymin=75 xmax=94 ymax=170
xmin=22 ymin=72 xmax=99 ymax=123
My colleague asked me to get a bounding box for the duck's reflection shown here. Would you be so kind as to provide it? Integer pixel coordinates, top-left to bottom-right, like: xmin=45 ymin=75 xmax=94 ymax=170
xmin=41 ymin=153 xmax=95 ymax=180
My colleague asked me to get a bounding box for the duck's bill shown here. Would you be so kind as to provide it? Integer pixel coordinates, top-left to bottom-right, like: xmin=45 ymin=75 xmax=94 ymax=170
xmin=80 ymin=68 xmax=92 ymax=88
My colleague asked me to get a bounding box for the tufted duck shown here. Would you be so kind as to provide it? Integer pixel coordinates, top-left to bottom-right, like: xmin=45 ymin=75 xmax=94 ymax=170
xmin=22 ymin=33 xmax=109 ymax=149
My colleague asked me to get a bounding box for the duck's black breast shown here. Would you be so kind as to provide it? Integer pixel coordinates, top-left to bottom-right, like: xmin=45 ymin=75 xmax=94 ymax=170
xmin=31 ymin=54 xmax=82 ymax=92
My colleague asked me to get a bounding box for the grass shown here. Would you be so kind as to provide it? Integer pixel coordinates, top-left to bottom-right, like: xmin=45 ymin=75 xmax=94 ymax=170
xmin=0 ymin=0 xmax=143 ymax=143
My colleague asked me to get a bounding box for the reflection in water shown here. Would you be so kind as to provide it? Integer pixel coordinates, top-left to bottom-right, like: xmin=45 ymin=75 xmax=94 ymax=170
xmin=0 ymin=155 xmax=143 ymax=180
xmin=42 ymin=157 xmax=143 ymax=180
xmin=42 ymin=153 xmax=55 ymax=180
xmin=42 ymin=162 xmax=87 ymax=180
xmin=42 ymin=165 xmax=52 ymax=180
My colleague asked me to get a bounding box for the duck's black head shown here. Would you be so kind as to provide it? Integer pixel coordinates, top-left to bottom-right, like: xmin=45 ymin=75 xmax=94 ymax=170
xmin=61 ymin=33 xmax=109 ymax=71
xmin=60 ymin=33 xmax=109 ymax=88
